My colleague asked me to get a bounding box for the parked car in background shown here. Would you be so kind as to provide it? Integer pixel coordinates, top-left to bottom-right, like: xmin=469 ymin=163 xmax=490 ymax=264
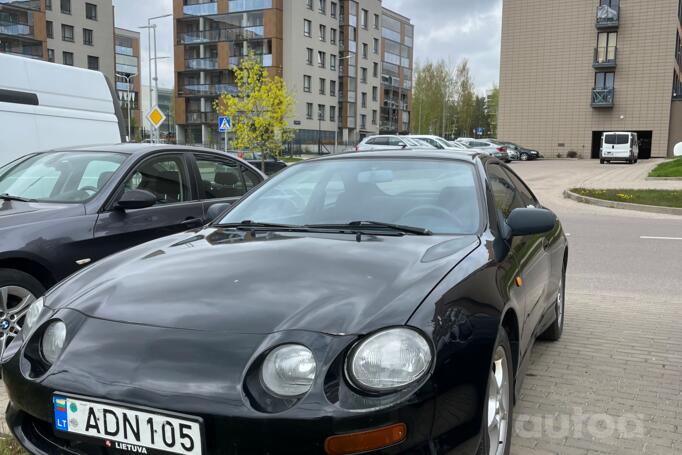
xmin=0 ymin=144 xmax=265 ymax=350
xmin=456 ymin=139 xmax=511 ymax=162
xmin=600 ymin=132 xmax=639 ymax=164
xmin=489 ymin=140 xmax=520 ymax=161
xmin=4 ymin=149 xmax=567 ymax=455
xmin=356 ymin=135 xmax=436 ymax=151
xmin=407 ymin=135 xmax=460 ymax=150
xmin=499 ymin=141 xmax=541 ymax=161
xmin=0 ymin=53 xmax=124 ymax=166
xmin=233 ymin=151 xmax=288 ymax=175
xmin=449 ymin=141 xmax=472 ymax=150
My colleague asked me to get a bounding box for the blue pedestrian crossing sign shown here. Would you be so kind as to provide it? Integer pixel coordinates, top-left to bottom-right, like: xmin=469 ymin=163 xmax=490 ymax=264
xmin=218 ymin=116 xmax=232 ymax=132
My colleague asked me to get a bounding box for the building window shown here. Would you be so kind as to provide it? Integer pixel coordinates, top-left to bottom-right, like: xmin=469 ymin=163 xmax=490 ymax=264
xmin=330 ymin=105 xmax=336 ymax=122
xmin=318 ymin=51 xmax=326 ymax=68
xmin=61 ymin=0 xmax=71 ymax=14
xmin=361 ymin=9 xmax=368 ymax=29
xmin=361 ymin=92 xmax=367 ymax=108
xmin=374 ymin=14 xmax=380 ymax=29
xmin=330 ymin=80 xmax=336 ymax=97
xmin=63 ymin=51 xmax=74 ymax=66
xmin=306 ymin=103 xmax=313 ymax=119
xmin=595 ymin=71 xmax=615 ymax=88
xmin=372 ymin=86 xmax=378 ymax=101
xmin=373 ymin=38 xmax=379 ymax=54
xmin=83 ymin=28 xmax=93 ymax=46
xmin=361 ymin=67 xmax=367 ymax=83
xmin=85 ymin=3 xmax=97 ymax=20
xmin=596 ymin=31 xmax=617 ymax=63
xmin=360 ymin=114 xmax=366 ymax=128
xmin=373 ymin=62 xmax=378 ymax=78
xmin=306 ymin=47 xmax=313 ymax=65
xmin=320 ymin=78 xmax=326 ymax=95
xmin=304 ymin=75 xmax=312 ymax=92
xmin=330 ymin=54 xmax=336 ymax=70
xmin=318 ymin=104 xmax=326 ymax=121
xmin=306 ymin=0 xmax=313 ymax=10
xmin=46 ymin=0 xmax=52 ymax=10
xmin=47 ymin=48 xmax=55 ymax=62
xmin=62 ymin=24 xmax=74 ymax=42
xmin=331 ymin=28 xmax=337 ymax=45
xmin=304 ymin=19 xmax=311 ymax=37
xmin=362 ymin=43 xmax=368 ymax=59
xmin=46 ymin=21 xmax=54 ymax=39
xmin=320 ymin=24 xmax=326 ymax=42
xmin=331 ymin=1 xmax=337 ymax=18
xmin=372 ymin=109 xmax=377 ymax=125
xmin=87 ymin=55 xmax=99 ymax=70
xmin=319 ymin=0 xmax=326 ymax=14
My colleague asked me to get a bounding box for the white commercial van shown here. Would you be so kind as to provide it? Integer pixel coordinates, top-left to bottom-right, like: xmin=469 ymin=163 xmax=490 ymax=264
xmin=0 ymin=53 xmax=125 ymax=166
xmin=600 ymin=132 xmax=639 ymax=164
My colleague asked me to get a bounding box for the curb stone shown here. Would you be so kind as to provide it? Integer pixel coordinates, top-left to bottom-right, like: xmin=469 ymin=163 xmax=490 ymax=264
xmin=563 ymin=189 xmax=682 ymax=216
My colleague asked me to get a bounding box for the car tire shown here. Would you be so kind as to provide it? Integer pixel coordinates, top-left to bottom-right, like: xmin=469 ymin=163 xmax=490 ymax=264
xmin=539 ymin=267 xmax=565 ymax=342
xmin=0 ymin=269 xmax=44 ymax=354
xmin=477 ymin=330 xmax=514 ymax=455
xmin=520 ymin=153 xmax=529 ymax=161
xmin=600 ymin=159 xmax=605 ymax=164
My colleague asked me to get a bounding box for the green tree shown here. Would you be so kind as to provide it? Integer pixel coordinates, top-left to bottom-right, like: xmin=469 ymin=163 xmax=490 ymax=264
xmin=412 ymin=60 xmax=455 ymax=136
xmin=453 ymin=59 xmax=476 ymax=137
xmin=486 ymin=85 xmax=499 ymax=138
xmin=214 ymin=55 xmax=294 ymax=172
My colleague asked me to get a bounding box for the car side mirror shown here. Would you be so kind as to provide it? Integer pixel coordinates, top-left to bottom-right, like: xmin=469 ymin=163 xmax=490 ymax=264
xmin=506 ymin=208 xmax=556 ymax=236
xmin=207 ymin=202 xmax=232 ymax=223
xmin=115 ymin=189 xmax=157 ymax=211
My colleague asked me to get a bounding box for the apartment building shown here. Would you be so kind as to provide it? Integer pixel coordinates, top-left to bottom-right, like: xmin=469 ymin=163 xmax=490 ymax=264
xmin=173 ymin=0 xmax=412 ymax=150
xmin=142 ymin=85 xmax=177 ymax=140
xmin=114 ymin=27 xmax=140 ymax=140
xmin=44 ymin=0 xmax=114 ymax=81
xmin=0 ymin=0 xmax=47 ymax=59
xmin=499 ymin=0 xmax=682 ymax=159
xmin=380 ymin=7 xmax=413 ymax=135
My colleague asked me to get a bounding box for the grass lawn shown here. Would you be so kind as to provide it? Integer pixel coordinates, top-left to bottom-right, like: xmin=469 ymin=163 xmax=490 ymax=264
xmin=649 ymin=158 xmax=682 ymax=178
xmin=281 ymin=156 xmax=304 ymax=163
xmin=0 ymin=437 xmax=27 ymax=454
xmin=571 ymin=188 xmax=682 ymax=208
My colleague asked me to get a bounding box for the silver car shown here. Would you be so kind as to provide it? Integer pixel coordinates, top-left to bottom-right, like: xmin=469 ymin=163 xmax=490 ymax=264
xmin=356 ymin=135 xmax=436 ymax=151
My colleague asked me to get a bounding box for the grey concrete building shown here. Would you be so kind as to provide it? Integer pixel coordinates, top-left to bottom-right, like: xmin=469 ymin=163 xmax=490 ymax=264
xmin=45 ymin=0 xmax=115 ymax=82
xmin=499 ymin=0 xmax=682 ymax=159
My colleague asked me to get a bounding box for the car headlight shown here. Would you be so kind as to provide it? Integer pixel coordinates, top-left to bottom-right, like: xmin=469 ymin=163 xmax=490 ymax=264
xmin=347 ymin=328 xmax=432 ymax=393
xmin=41 ymin=321 xmax=66 ymax=364
xmin=261 ymin=344 xmax=316 ymax=397
xmin=24 ymin=297 xmax=44 ymax=333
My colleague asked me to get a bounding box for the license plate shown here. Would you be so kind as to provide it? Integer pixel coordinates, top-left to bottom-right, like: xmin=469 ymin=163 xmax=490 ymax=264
xmin=53 ymin=394 xmax=203 ymax=455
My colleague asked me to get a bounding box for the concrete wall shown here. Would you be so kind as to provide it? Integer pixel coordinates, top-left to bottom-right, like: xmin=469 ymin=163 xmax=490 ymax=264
xmin=499 ymin=0 xmax=679 ymax=158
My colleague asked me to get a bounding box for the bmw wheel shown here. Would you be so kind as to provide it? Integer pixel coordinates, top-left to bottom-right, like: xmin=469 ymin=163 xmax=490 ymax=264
xmin=520 ymin=153 xmax=529 ymax=161
xmin=0 ymin=269 xmax=44 ymax=358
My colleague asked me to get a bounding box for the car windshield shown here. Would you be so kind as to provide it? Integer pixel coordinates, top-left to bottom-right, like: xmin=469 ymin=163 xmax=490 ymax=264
xmin=0 ymin=152 xmax=127 ymax=203
xmin=219 ymin=158 xmax=481 ymax=235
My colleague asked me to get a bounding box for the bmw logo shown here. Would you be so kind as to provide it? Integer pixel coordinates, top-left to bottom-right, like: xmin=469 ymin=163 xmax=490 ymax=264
xmin=0 ymin=320 xmax=9 ymax=331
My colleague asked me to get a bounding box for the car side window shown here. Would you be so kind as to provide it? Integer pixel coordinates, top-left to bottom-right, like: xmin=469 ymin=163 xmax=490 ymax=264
xmin=365 ymin=138 xmax=376 ymax=145
xmin=242 ymin=167 xmax=261 ymax=191
xmin=388 ymin=137 xmax=404 ymax=147
xmin=487 ymin=164 xmax=527 ymax=218
xmin=123 ymin=155 xmax=190 ymax=205
xmin=374 ymin=137 xmax=389 ymax=146
xmin=195 ymin=157 xmax=245 ymax=199
xmin=502 ymin=167 xmax=537 ymax=207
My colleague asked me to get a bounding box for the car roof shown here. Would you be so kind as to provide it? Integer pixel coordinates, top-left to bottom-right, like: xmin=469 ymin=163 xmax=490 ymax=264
xmin=310 ymin=148 xmax=488 ymax=163
xmin=46 ymin=143 xmax=232 ymax=157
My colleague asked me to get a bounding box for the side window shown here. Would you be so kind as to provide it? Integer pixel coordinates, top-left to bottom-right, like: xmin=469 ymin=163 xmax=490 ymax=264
xmin=502 ymin=167 xmax=537 ymax=207
xmin=388 ymin=137 xmax=404 ymax=147
xmin=374 ymin=137 xmax=389 ymax=146
xmin=195 ymin=157 xmax=245 ymax=199
xmin=124 ymin=155 xmax=190 ymax=205
xmin=365 ymin=138 xmax=376 ymax=145
xmin=487 ymin=164 xmax=526 ymax=218
xmin=242 ymin=167 xmax=261 ymax=191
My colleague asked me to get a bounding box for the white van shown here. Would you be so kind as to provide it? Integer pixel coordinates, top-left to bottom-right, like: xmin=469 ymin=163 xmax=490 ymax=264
xmin=0 ymin=53 xmax=125 ymax=166
xmin=600 ymin=132 xmax=639 ymax=164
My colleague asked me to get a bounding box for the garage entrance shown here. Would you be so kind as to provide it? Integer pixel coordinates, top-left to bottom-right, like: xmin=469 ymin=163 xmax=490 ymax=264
xmin=591 ymin=131 xmax=653 ymax=159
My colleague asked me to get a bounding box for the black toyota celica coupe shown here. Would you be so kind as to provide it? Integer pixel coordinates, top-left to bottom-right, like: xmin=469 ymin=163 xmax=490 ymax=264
xmin=2 ymin=150 xmax=568 ymax=455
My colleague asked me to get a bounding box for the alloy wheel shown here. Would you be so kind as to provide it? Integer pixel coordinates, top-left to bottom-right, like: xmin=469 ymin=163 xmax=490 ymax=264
xmin=487 ymin=345 xmax=510 ymax=455
xmin=557 ymin=278 xmax=564 ymax=327
xmin=0 ymin=286 xmax=36 ymax=358
xmin=520 ymin=154 xmax=529 ymax=161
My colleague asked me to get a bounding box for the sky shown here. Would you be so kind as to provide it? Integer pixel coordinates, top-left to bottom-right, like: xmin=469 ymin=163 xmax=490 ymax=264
xmin=113 ymin=0 xmax=502 ymax=93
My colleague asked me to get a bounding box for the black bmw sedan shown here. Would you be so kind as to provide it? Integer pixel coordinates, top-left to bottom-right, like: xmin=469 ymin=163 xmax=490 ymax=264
xmin=0 ymin=144 xmax=264 ymax=354
xmin=2 ymin=150 xmax=568 ymax=455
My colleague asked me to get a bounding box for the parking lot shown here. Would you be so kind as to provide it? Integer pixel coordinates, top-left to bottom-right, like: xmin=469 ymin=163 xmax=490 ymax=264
xmin=510 ymin=159 xmax=682 ymax=454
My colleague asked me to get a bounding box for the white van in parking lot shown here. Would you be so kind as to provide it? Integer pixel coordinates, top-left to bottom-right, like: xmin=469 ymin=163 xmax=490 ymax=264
xmin=0 ymin=53 xmax=125 ymax=166
xmin=600 ymin=132 xmax=639 ymax=164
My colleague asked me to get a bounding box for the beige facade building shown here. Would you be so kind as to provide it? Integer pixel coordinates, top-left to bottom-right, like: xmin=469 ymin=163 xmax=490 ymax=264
xmin=499 ymin=0 xmax=682 ymax=159
xmin=173 ymin=0 xmax=412 ymax=151
xmin=45 ymin=0 xmax=115 ymax=82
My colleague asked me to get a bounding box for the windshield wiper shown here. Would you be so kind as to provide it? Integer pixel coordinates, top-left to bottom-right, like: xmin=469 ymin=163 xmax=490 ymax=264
xmin=0 ymin=193 xmax=36 ymax=202
xmin=215 ymin=220 xmax=310 ymax=231
xmin=308 ymin=221 xmax=432 ymax=236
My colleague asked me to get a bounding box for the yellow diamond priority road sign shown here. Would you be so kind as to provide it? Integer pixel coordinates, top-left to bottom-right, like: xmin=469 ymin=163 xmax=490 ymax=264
xmin=147 ymin=106 xmax=166 ymax=128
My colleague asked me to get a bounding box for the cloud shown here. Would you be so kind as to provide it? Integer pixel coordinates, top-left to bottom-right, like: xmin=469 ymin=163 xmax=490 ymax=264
xmin=113 ymin=0 xmax=502 ymax=92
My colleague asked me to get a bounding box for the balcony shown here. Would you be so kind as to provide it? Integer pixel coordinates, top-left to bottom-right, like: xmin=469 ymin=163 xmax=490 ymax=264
xmin=592 ymin=87 xmax=614 ymax=107
xmin=179 ymin=83 xmax=238 ymax=97
xmin=0 ymin=0 xmax=41 ymax=11
xmin=183 ymin=1 xmax=218 ymax=16
xmin=593 ymin=46 xmax=617 ymax=69
xmin=228 ymin=0 xmax=272 ymax=13
xmin=596 ymin=5 xmax=619 ymax=29
xmin=185 ymin=57 xmax=218 ymax=70
xmin=228 ymin=53 xmax=272 ymax=67
xmin=186 ymin=111 xmax=218 ymax=124
xmin=177 ymin=26 xmax=265 ymax=45
xmin=0 ymin=20 xmax=32 ymax=37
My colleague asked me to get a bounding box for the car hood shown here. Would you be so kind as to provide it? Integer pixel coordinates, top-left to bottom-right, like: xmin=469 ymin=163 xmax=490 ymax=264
xmin=0 ymin=200 xmax=83 ymax=230
xmin=48 ymin=228 xmax=480 ymax=335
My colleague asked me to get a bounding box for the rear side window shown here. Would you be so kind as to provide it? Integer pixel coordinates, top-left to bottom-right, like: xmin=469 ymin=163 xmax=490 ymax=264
xmin=372 ymin=137 xmax=389 ymax=146
xmin=388 ymin=137 xmax=405 ymax=147
xmin=604 ymin=134 xmax=629 ymax=145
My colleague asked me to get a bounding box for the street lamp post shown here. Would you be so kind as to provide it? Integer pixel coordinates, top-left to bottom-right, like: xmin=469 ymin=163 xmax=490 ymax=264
xmin=116 ymin=73 xmax=136 ymax=141
xmin=140 ymin=13 xmax=172 ymax=143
